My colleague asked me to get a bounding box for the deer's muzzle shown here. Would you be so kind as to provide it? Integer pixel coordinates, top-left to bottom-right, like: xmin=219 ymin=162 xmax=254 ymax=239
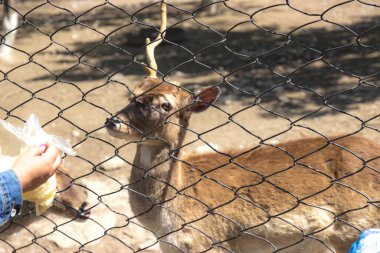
xmin=105 ymin=116 xmax=122 ymax=131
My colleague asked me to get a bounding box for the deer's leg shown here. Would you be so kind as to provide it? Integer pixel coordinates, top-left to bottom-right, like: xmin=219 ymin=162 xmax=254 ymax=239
xmin=209 ymin=2 xmax=217 ymax=15
xmin=0 ymin=1 xmax=18 ymax=60
xmin=199 ymin=0 xmax=218 ymax=16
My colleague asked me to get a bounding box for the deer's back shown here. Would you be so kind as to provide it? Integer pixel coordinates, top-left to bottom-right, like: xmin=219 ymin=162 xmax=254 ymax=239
xmin=171 ymin=136 xmax=380 ymax=250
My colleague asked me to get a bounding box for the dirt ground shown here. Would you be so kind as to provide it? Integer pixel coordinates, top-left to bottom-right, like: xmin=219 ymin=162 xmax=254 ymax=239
xmin=0 ymin=0 xmax=379 ymax=252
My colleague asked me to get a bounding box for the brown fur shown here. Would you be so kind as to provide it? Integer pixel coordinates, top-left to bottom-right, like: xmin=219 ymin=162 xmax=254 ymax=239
xmin=107 ymin=78 xmax=380 ymax=253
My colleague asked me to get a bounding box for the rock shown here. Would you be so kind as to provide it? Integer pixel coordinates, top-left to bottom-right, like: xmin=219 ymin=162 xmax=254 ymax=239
xmin=72 ymin=130 xmax=81 ymax=137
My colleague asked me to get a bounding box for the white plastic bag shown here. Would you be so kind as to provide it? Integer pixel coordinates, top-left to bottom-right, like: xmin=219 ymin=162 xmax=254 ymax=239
xmin=0 ymin=114 xmax=76 ymax=215
xmin=0 ymin=114 xmax=76 ymax=156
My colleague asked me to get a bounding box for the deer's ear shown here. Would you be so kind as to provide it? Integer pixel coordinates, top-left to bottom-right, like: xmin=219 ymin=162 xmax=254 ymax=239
xmin=190 ymin=86 xmax=221 ymax=113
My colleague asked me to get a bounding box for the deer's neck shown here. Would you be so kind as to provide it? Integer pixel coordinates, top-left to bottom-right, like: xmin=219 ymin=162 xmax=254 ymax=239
xmin=134 ymin=143 xmax=171 ymax=172
xmin=128 ymin=127 xmax=187 ymax=233
xmin=130 ymin=142 xmax=181 ymax=211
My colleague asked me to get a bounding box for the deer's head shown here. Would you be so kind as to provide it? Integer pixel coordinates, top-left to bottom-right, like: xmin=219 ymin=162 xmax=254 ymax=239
xmin=106 ymin=79 xmax=220 ymax=147
xmin=54 ymin=168 xmax=90 ymax=219
xmin=106 ymin=1 xmax=220 ymax=147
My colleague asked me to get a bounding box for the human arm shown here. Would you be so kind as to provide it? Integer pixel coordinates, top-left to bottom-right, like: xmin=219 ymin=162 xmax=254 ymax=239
xmin=0 ymin=169 xmax=22 ymax=226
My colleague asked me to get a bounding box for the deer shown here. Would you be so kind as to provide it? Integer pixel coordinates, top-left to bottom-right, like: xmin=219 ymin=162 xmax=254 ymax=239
xmin=0 ymin=0 xmax=18 ymax=60
xmin=105 ymin=1 xmax=380 ymax=252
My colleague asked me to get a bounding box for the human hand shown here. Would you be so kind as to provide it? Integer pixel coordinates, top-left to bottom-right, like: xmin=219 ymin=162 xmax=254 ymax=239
xmin=12 ymin=144 xmax=62 ymax=192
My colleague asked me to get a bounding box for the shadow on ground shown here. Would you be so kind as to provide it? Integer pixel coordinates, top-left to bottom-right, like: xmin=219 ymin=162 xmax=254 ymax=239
xmin=5 ymin=1 xmax=380 ymax=118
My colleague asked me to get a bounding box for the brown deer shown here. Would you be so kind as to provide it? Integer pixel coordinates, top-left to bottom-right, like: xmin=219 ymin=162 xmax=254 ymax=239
xmin=105 ymin=1 xmax=380 ymax=252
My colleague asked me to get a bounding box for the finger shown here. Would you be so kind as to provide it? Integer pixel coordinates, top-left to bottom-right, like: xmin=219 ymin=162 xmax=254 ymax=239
xmin=52 ymin=156 xmax=62 ymax=171
xmin=29 ymin=144 xmax=48 ymax=156
xmin=43 ymin=146 xmax=60 ymax=162
xmin=39 ymin=144 xmax=48 ymax=152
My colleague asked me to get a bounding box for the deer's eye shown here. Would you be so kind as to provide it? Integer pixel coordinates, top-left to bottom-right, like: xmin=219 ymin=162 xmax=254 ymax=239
xmin=161 ymin=101 xmax=172 ymax=111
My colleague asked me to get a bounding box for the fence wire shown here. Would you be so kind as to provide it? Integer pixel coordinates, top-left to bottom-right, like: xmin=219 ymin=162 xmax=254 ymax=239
xmin=0 ymin=0 xmax=380 ymax=252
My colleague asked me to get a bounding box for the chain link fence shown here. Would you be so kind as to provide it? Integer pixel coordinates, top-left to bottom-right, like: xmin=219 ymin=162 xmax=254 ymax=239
xmin=0 ymin=0 xmax=379 ymax=252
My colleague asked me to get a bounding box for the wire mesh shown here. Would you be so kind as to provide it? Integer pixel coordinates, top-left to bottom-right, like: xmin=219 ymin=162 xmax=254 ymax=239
xmin=0 ymin=0 xmax=379 ymax=252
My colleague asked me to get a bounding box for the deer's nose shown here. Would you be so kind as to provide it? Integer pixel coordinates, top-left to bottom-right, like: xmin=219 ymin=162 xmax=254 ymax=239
xmin=78 ymin=201 xmax=91 ymax=219
xmin=105 ymin=116 xmax=121 ymax=130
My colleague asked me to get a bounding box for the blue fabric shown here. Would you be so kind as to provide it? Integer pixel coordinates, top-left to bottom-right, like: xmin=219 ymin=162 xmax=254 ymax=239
xmin=349 ymin=229 xmax=380 ymax=253
xmin=0 ymin=170 xmax=22 ymax=226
